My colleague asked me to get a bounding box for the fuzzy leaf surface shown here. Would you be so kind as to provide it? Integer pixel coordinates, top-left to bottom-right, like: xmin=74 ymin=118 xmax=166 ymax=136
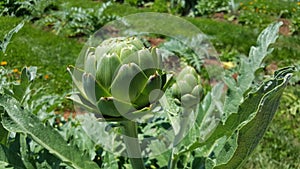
xmin=0 ymin=94 xmax=99 ymax=169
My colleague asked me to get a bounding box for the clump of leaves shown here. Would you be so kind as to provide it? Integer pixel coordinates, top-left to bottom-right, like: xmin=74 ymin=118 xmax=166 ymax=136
xmin=36 ymin=2 xmax=117 ymax=37
xmin=0 ymin=21 xmax=296 ymax=169
xmin=195 ymin=0 xmax=230 ymax=16
xmin=0 ymin=0 xmax=57 ymax=19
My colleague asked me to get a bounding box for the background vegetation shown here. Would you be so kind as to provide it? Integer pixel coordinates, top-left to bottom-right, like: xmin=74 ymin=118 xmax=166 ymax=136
xmin=0 ymin=0 xmax=299 ymax=168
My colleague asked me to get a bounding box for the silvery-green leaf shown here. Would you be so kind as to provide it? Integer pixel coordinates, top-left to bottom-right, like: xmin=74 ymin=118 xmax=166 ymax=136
xmin=0 ymin=95 xmax=99 ymax=169
xmin=223 ymin=22 xmax=283 ymax=120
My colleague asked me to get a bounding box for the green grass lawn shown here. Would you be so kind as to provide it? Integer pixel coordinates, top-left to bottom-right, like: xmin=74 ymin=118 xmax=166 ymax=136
xmin=0 ymin=17 xmax=83 ymax=94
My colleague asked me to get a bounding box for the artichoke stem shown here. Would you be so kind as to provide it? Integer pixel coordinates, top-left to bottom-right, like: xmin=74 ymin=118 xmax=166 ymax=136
xmin=174 ymin=108 xmax=191 ymax=146
xmin=121 ymin=121 xmax=145 ymax=169
xmin=168 ymin=150 xmax=178 ymax=169
xmin=168 ymin=108 xmax=191 ymax=169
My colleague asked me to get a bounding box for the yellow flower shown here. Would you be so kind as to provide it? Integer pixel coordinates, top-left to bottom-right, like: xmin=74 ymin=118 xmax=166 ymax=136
xmin=222 ymin=61 xmax=235 ymax=69
xmin=0 ymin=61 xmax=7 ymax=66
xmin=44 ymin=74 xmax=49 ymax=80
xmin=13 ymin=68 xmax=19 ymax=73
xmin=249 ymin=1 xmax=253 ymax=5
xmin=298 ymin=2 xmax=300 ymax=6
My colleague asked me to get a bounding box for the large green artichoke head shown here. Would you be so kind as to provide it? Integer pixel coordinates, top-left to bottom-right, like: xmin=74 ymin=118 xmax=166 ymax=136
xmin=171 ymin=66 xmax=203 ymax=109
xmin=68 ymin=37 xmax=169 ymax=120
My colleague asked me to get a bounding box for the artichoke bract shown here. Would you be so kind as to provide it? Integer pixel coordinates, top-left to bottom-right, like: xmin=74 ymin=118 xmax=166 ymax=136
xmin=68 ymin=37 xmax=169 ymax=120
xmin=171 ymin=66 xmax=203 ymax=108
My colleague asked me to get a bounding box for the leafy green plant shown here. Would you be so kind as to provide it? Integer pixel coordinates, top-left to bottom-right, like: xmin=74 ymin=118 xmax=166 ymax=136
xmin=0 ymin=21 xmax=24 ymax=55
xmin=0 ymin=0 xmax=56 ymax=19
xmin=0 ymin=21 xmax=296 ymax=169
xmin=159 ymin=38 xmax=203 ymax=73
xmin=195 ymin=0 xmax=229 ymax=16
xmin=169 ymin=0 xmax=198 ymax=16
xmin=237 ymin=0 xmax=299 ymax=28
xmin=36 ymin=2 xmax=117 ymax=37
xmin=0 ymin=22 xmax=91 ymax=168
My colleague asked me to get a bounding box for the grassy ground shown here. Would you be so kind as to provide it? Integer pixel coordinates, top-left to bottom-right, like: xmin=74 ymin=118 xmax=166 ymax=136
xmin=1 ymin=0 xmax=299 ymax=168
xmin=0 ymin=17 xmax=82 ymax=94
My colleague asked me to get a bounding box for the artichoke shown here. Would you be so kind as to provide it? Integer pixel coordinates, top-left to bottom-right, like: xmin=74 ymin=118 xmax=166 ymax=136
xmin=68 ymin=37 xmax=169 ymax=120
xmin=171 ymin=66 xmax=203 ymax=108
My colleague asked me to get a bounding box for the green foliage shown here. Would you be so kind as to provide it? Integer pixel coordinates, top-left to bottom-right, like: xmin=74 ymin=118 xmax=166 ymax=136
xmin=169 ymin=0 xmax=198 ymax=15
xmin=0 ymin=17 xmax=82 ymax=94
xmin=37 ymin=2 xmax=117 ymax=37
xmin=0 ymin=0 xmax=57 ymax=19
xmin=238 ymin=0 xmax=300 ymax=30
xmin=186 ymin=18 xmax=257 ymax=54
xmin=244 ymin=85 xmax=300 ymax=168
xmin=0 ymin=21 xmax=23 ymax=54
xmin=195 ymin=0 xmax=230 ymax=16
xmin=0 ymin=94 xmax=99 ymax=168
xmin=160 ymin=38 xmax=203 ymax=73
xmin=223 ymin=22 xmax=283 ymax=118
xmin=0 ymin=1 xmax=118 ymax=38
xmin=0 ymin=1 xmax=299 ymax=168
xmin=161 ymin=22 xmax=294 ymax=169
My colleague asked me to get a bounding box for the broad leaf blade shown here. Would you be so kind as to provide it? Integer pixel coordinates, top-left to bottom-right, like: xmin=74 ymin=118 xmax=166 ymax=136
xmin=0 ymin=21 xmax=24 ymax=53
xmin=0 ymin=142 xmax=25 ymax=169
xmin=0 ymin=95 xmax=99 ymax=169
xmin=223 ymin=22 xmax=283 ymax=119
xmin=177 ymin=67 xmax=294 ymax=160
xmin=215 ymin=67 xmax=294 ymax=169
xmin=0 ymin=107 xmax=8 ymax=145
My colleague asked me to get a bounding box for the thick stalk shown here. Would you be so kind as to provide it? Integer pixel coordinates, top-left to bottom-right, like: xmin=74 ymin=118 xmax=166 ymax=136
xmin=168 ymin=108 xmax=191 ymax=169
xmin=121 ymin=121 xmax=145 ymax=169
xmin=168 ymin=149 xmax=178 ymax=169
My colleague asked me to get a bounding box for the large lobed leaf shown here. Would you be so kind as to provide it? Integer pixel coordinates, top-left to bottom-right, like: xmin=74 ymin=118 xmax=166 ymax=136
xmin=179 ymin=66 xmax=294 ymax=168
xmin=0 ymin=94 xmax=99 ymax=169
xmin=0 ymin=21 xmax=24 ymax=54
xmin=223 ymin=22 xmax=283 ymax=120
xmin=215 ymin=67 xmax=294 ymax=168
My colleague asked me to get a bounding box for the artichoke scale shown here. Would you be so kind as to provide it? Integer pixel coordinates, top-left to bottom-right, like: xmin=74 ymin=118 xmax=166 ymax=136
xmin=82 ymin=73 xmax=111 ymax=105
xmin=110 ymin=63 xmax=148 ymax=103
xmin=96 ymin=53 xmax=121 ymax=89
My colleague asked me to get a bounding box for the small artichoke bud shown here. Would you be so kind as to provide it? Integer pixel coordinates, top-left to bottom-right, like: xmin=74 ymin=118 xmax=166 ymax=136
xmin=171 ymin=66 xmax=203 ymax=108
xmin=68 ymin=37 xmax=170 ymax=120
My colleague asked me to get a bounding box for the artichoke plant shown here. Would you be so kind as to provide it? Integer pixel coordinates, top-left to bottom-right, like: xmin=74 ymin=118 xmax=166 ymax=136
xmin=171 ymin=66 xmax=203 ymax=109
xmin=170 ymin=65 xmax=203 ymax=152
xmin=68 ymin=37 xmax=169 ymax=120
